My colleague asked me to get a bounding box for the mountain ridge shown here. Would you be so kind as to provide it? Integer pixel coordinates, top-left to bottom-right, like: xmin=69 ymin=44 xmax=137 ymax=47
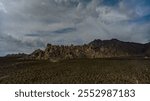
xmin=28 ymin=39 xmax=150 ymax=60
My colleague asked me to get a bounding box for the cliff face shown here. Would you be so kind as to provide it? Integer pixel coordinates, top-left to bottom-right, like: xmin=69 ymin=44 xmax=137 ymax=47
xmin=29 ymin=39 xmax=150 ymax=60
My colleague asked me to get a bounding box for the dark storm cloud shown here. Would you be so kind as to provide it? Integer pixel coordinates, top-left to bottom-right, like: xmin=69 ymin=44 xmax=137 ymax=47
xmin=25 ymin=27 xmax=76 ymax=37
xmin=0 ymin=33 xmax=45 ymax=55
xmin=0 ymin=0 xmax=150 ymax=55
xmin=53 ymin=27 xmax=76 ymax=34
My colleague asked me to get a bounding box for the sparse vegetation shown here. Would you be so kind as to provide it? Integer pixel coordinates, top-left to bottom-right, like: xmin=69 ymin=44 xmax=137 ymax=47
xmin=0 ymin=57 xmax=150 ymax=84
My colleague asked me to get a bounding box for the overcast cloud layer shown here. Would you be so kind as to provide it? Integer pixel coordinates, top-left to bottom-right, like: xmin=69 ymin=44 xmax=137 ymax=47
xmin=0 ymin=0 xmax=150 ymax=55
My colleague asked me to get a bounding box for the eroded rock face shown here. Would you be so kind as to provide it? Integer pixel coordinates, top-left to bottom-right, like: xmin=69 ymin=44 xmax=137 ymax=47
xmin=29 ymin=39 xmax=150 ymax=60
xmin=30 ymin=49 xmax=44 ymax=59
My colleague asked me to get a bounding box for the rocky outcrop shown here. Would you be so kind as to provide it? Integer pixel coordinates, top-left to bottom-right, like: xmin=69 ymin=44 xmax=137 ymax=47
xmin=29 ymin=39 xmax=150 ymax=60
xmin=29 ymin=49 xmax=44 ymax=59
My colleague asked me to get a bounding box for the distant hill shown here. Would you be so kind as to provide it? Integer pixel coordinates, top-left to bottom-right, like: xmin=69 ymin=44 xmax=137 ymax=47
xmin=5 ymin=53 xmax=28 ymax=58
xmin=28 ymin=39 xmax=150 ymax=60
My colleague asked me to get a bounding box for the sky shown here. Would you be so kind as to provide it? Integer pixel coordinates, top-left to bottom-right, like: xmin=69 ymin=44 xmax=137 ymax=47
xmin=0 ymin=0 xmax=150 ymax=56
